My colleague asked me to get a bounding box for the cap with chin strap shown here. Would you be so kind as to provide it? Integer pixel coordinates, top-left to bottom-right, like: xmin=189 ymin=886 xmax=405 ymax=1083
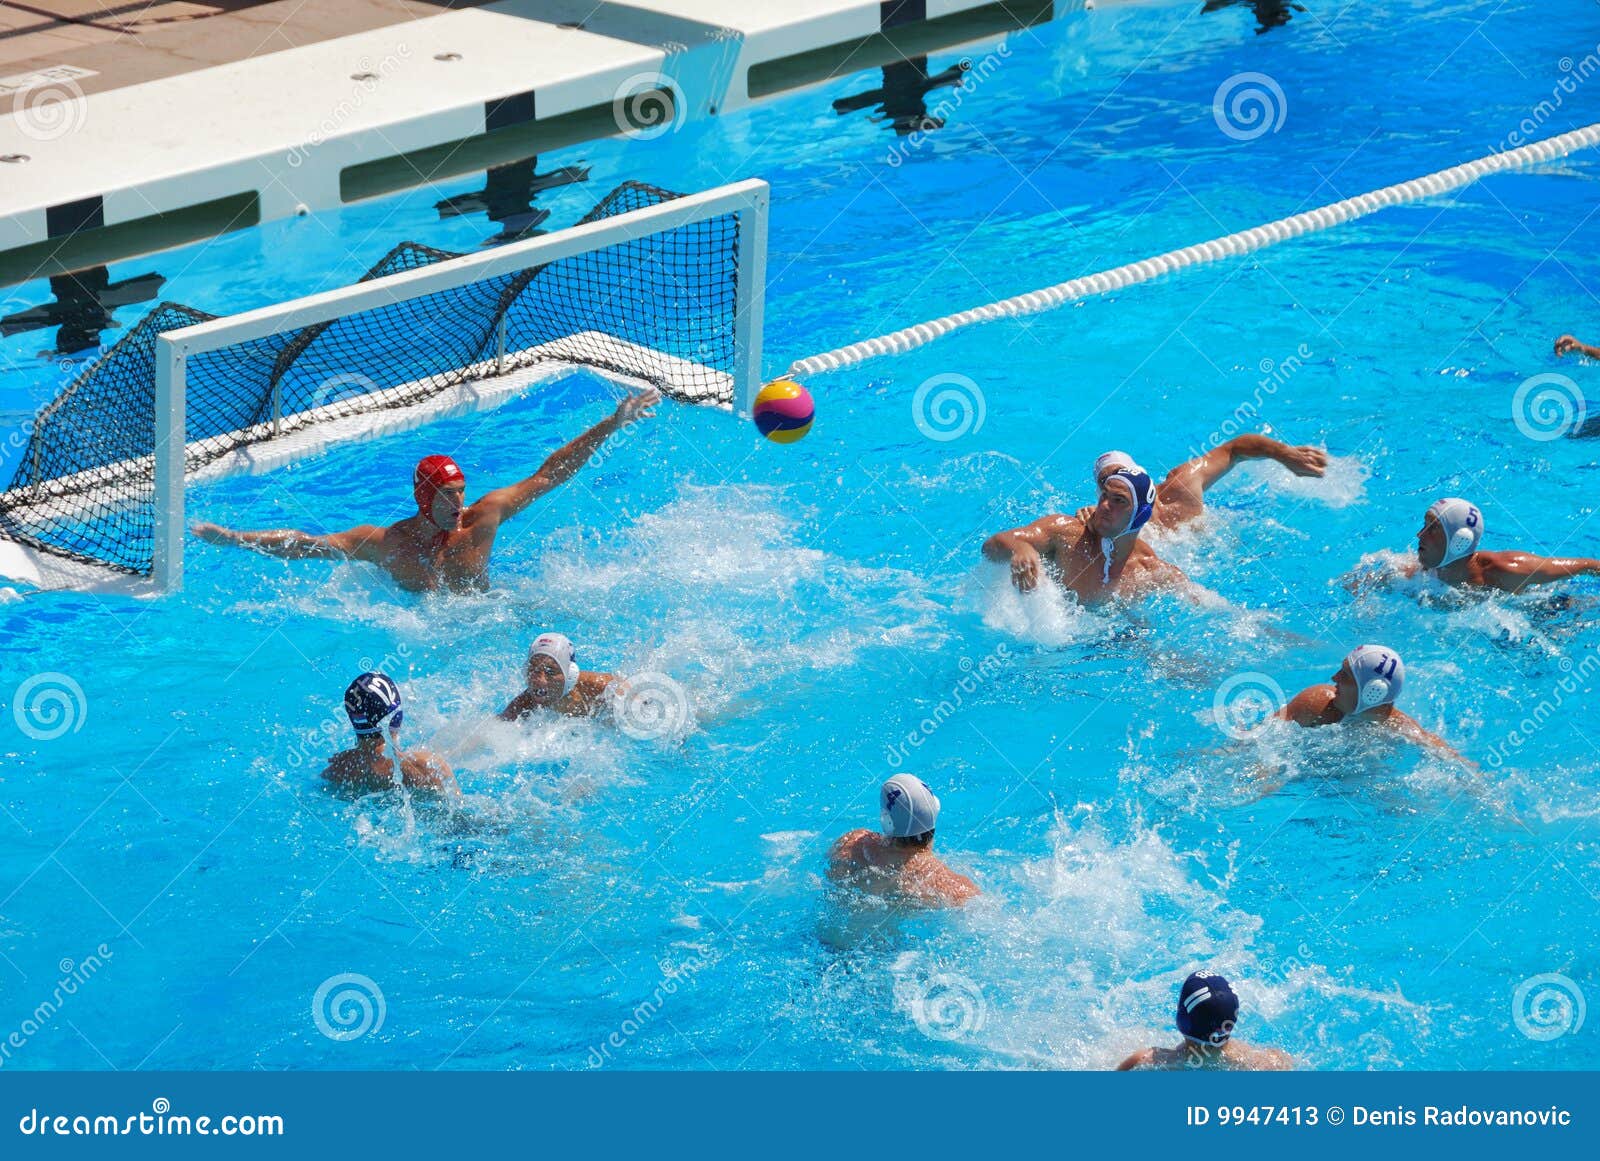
xmin=529 ymin=633 xmax=581 ymax=698
xmin=1095 ymin=455 xmax=1156 ymax=582
xmin=1425 ymin=497 xmax=1483 ymax=569
xmin=345 ymin=671 xmax=403 ymax=735
xmin=1344 ymin=644 xmax=1404 ymax=711
xmin=413 ymin=455 xmax=465 ymax=521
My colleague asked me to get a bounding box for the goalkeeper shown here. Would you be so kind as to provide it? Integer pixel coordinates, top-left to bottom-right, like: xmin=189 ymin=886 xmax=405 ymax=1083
xmin=191 ymin=389 xmax=658 ymax=592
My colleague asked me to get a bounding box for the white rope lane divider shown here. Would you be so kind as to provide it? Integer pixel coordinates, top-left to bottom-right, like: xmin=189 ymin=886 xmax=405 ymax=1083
xmin=788 ymin=122 xmax=1600 ymax=379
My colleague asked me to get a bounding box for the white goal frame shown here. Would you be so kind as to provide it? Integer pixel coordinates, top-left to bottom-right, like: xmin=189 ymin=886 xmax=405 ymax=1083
xmin=145 ymin=178 xmax=768 ymax=594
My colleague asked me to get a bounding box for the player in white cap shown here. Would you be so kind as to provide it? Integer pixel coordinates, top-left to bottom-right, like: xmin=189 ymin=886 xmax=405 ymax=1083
xmin=1368 ymin=498 xmax=1600 ymax=594
xmin=828 ymin=775 xmax=979 ymax=907
xmin=1276 ymin=645 xmax=1468 ymax=763
xmin=499 ymin=632 xmax=616 ymax=720
xmin=984 ymin=453 xmax=1192 ymax=604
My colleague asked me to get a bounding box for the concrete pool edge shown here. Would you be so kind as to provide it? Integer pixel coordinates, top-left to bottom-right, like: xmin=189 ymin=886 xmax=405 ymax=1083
xmin=0 ymin=0 xmax=1137 ymax=287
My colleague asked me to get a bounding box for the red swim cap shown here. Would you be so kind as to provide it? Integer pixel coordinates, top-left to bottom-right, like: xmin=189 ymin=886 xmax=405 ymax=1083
xmin=413 ymin=454 xmax=465 ymax=516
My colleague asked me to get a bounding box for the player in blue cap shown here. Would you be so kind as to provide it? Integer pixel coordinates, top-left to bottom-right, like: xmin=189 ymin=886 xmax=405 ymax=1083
xmin=1116 ymin=971 xmax=1293 ymax=1070
xmin=322 ymin=671 xmax=457 ymax=794
xmin=984 ymin=453 xmax=1191 ymax=604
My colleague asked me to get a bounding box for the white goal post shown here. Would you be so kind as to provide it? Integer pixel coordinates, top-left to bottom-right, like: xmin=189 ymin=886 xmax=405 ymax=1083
xmin=121 ymin=178 xmax=767 ymax=593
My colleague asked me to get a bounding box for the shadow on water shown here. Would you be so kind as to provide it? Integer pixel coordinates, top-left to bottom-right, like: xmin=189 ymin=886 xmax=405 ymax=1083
xmin=0 ymin=266 xmax=164 ymax=355
xmin=832 ymin=56 xmax=971 ymax=135
xmin=435 ymin=157 xmax=592 ymax=246
xmin=1201 ymin=0 xmax=1306 ymax=34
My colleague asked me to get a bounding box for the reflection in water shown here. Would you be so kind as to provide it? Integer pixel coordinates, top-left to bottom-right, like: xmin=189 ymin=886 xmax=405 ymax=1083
xmin=832 ymin=57 xmax=971 ymax=136
xmin=435 ymin=158 xmax=591 ymax=245
xmin=0 ymin=267 xmax=164 ymax=356
xmin=1201 ymin=0 xmax=1306 ymax=33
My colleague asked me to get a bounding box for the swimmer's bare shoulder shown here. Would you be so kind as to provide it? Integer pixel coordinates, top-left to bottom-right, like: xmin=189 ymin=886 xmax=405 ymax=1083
xmin=1115 ymin=1046 xmax=1181 ymax=1070
xmin=827 ymin=828 xmax=874 ymax=880
xmin=320 ymin=750 xmax=369 ymax=788
xmin=573 ymin=671 xmax=617 ymax=714
xmin=1278 ymin=684 xmax=1338 ymax=726
xmin=400 ymin=751 xmax=457 ymax=794
xmin=1232 ymin=1043 xmax=1295 ymax=1070
xmin=921 ymin=858 xmax=980 ymax=905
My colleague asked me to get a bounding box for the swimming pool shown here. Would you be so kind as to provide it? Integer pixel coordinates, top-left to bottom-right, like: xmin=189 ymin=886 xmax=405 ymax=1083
xmin=2 ymin=0 xmax=1598 ymax=1070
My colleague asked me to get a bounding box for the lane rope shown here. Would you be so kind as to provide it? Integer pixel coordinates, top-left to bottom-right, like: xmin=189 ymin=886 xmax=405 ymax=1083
xmin=787 ymin=122 xmax=1600 ymax=378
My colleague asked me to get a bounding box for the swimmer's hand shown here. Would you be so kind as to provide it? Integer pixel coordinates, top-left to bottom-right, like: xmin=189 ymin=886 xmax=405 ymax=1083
xmin=1279 ymin=444 xmax=1328 ymax=478
xmin=612 ymin=388 xmax=661 ymax=427
xmin=1009 ymin=543 xmax=1043 ymax=592
xmin=1074 ymin=505 xmax=1094 ymax=524
xmin=1555 ymin=334 xmax=1581 ymax=356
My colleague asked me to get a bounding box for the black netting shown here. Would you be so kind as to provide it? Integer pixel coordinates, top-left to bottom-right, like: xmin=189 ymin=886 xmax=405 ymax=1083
xmin=0 ymin=182 xmax=743 ymax=578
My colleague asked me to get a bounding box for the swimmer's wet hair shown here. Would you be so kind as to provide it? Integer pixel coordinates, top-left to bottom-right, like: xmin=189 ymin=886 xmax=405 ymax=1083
xmin=891 ymin=829 xmax=934 ymax=849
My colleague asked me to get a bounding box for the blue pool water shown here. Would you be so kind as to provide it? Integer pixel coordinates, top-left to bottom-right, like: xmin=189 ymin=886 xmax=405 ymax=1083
xmin=2 ymin=0 xmax=1599 ymax=1070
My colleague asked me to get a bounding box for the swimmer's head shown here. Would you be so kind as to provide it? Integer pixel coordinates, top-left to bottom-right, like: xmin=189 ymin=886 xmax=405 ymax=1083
xmin=525 ymin=633 xmax=580 ymax=705
xmin=1334 ymin=644 xmax=1404 ymax=714
xmin=413 ymin=454 xmax=466 ymax=531
xmin=345 ymin=671 xmax=403 ymax=737
xmin=1417 ymin=497 xmax=1483 ymax=570
xmin=880 ymin=774 xmax=940 ymax=845
xmin=1091 ymin=458 xmax=1156 ymax=542
xmin=1093 ymin=450 xmax=1138 ymax=484
xmin=1176 ymin=971 xmax=1239 ymax=1047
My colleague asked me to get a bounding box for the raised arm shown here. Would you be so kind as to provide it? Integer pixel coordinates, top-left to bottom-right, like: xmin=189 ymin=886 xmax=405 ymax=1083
xmin=1555 ymin=334 xmax=1600 ymax=359
xmin=473 ymin=390 xmax=659 ymax=524
xmin=1480 ymin=551 xmax=1600 ymax=593
xmin=983 ymin=514 xmax=1072 ymax=592
xmin=190 ymin=521 xmax=384 ymax=562
xmin=1165 ymin=435 xmax=1327 ymax=497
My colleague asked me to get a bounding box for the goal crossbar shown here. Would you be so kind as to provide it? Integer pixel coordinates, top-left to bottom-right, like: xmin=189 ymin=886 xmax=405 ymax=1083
xmin=3 ymin=178 xmax=769 ymax=595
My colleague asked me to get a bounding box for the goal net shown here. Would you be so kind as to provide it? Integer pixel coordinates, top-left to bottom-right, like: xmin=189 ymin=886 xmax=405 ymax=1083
xmin=0 ymin=178 xmax=768 ymax=594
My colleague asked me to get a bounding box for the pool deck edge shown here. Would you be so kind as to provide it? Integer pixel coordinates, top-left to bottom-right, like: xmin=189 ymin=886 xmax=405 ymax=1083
xmin=0 ymin=0 xmax=1136 ymax=285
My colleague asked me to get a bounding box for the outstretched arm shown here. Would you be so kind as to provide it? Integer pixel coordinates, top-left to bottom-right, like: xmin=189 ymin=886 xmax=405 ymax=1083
xmin=1163 ymin=435 xmax=1328 ymax=500
xmin=190 ymin=521 xmax=384 ymax=562
xmin=1389 ymin=711 xmax=1475 ymax=770
xmin=473 ymin=390 xmax=659 ymax=523
xmin=1555 ymin=334 xmax=1600 ymax=359
xmin=1481 ymin=552 xmax=1600 ymax=593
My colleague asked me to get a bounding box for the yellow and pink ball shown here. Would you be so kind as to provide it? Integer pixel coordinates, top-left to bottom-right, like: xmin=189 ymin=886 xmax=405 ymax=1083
xmin=752 ymin=379 xmax=814 ymax=443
